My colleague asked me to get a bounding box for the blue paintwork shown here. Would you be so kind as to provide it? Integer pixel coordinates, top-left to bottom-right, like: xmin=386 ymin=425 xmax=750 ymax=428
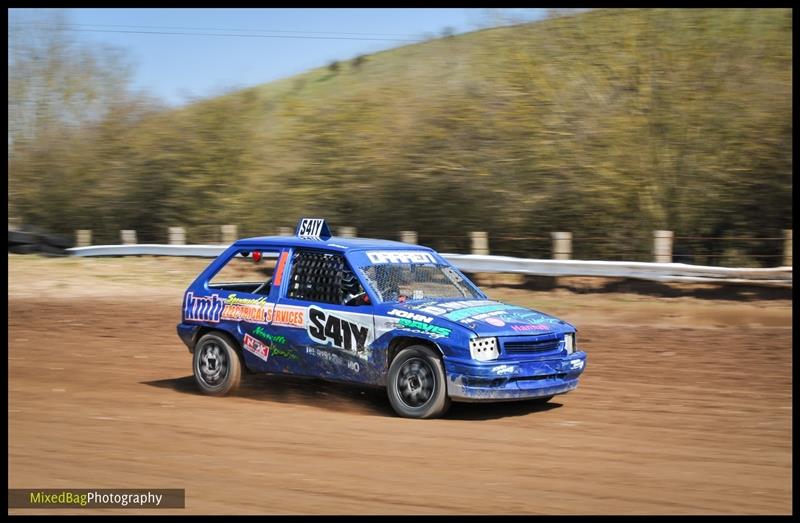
xmin=176 ymin=223 xmax=586 ymax=402
xmin=234 ymin=235 xmax=429 ymax=252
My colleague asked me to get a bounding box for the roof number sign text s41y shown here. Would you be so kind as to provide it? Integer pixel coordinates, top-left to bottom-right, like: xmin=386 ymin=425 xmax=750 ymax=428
xmin=295 ymin=218 xmax=331 ymax=240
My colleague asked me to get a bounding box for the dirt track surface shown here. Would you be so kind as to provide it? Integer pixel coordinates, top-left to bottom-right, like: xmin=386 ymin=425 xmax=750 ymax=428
xmin=8 ymin=256 xmax=793 ymax=514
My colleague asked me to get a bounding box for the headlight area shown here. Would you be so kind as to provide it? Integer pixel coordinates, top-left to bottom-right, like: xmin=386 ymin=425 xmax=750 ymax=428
xmin=469 ymin=337 xmax=499 ymax=361
xmin=564 ymin=333 xmax=576 ymax=354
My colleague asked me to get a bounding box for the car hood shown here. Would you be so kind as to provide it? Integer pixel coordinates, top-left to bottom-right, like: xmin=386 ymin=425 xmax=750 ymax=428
xmin=377 ymin=298 xmax=573 ymax=337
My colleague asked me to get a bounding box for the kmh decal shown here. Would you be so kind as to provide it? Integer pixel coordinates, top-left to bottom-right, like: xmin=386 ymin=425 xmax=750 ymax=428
xmin=184 ymin=292 xmax=224 ymax=323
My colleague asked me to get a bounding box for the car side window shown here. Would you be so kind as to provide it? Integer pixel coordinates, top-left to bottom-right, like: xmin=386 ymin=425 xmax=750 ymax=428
xmin=208 ymin=249 xmax=277 ymax=295
xmin=287 ymin=249 xmax=366 ymax=306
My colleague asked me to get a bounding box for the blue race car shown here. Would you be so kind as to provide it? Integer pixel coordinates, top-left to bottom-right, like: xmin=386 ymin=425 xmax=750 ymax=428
xmin=176 ymin=219 xmax=587 ymax=418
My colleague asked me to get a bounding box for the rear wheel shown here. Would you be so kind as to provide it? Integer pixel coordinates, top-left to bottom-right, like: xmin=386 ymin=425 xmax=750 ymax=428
xmin=387 ymin=345 xmax=450 ymax=419
xmin=193 ymin=333 xmax=242 ymax=396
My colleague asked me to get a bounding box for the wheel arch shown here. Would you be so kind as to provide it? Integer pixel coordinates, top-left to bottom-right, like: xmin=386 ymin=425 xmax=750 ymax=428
xmin=387 ymin=335 xmax=444 ymax=367
xmin=193 ymin=327 xmax=251 ymax=373
xmin=192 ymin=326 xmax=241 ymax=354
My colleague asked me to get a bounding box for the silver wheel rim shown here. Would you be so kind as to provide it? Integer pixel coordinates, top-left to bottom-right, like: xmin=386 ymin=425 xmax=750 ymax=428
xmin=396 ymin=357 xmax=435 ymax=408
xmin=197 ymin=341 xmax=228 ymax=386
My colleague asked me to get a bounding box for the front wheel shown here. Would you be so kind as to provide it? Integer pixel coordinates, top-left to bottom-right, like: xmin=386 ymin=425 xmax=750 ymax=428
xmin=387 ymin=345 xmax=450 ymax=419
xmin=193 ymin=333 xmax=242 ymax=396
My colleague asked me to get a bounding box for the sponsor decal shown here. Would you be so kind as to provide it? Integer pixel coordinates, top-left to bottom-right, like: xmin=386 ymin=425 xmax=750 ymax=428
xmin=397 ymin=318 xmax=451 ymax=337
xmin=570 ymin=359 xmax=584 ymax=370
xmin=252 ymin=326 xmax=287 ymax=345
xmin=249 ymin=327 xmax=298 ymax=360
xmin=184 ymin=292 xmax=224 ymax=323
xmin=272 ymin=346 xmax=300 ymax=361
xmin=511 ymin=324 xmax=550 ymax=332
xmin=492 ymin=364 xmax=515 ymax=375
xmin=307 ymin=306 xmax=371 ymax=353
xmin=412 ymin=299 xmax=497 ymax=316
xmin=366 ymin=250 xmax=436 ymax=264
xmin=230 ymin=293 xmax=266 ymax=305
xmin=468 ymin=309 xmax=507 ymax=320
xmin=374 ymin=316 xmax=449 ymax=340
xmin=267 ymin=306 xmax=305 ymax=327
xmin=221 ymin=294 xmax=268 ymax=323
xmin=243 ymin=333 xmax=270 ymax=362
xmin=443 ymin=304 xmax=515 ymax=321
xmin=228 ymin=295 xmax=266 ymax=304
xmin=185 ymin=293 xmax=307 ymax=328
xmin=374 ymin=317 xmax=400 ymax=338
xmin=305 ymin=346 xmax=360 ymax=372
xmin=409 ymin=300 xmax=563 ymax=330
xmin=387 ymin=309 xmax=433 ymax=323
xmin=497 ymin=309 xmax=564 ymax=326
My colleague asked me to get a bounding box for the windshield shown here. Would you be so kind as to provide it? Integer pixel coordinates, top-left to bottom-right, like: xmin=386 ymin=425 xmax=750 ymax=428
xmin=359 ymin=263 xmax=482 ymax=303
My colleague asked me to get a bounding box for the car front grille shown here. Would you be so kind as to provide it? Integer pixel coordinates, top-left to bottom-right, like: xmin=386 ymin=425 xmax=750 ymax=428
xmin=503 ymin=338 xmax=561 ymax=355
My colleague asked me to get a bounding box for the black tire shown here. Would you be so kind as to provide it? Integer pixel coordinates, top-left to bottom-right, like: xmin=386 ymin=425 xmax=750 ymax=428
xmin=192 ymin=333 xmax=242 ymax=396
xmin=387 ymin=345 xmax=450 ymax=419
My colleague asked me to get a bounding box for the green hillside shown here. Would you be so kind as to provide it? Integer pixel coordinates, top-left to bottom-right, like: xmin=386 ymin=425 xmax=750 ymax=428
xmin=9 ymin=8 xmax=792 ymax=263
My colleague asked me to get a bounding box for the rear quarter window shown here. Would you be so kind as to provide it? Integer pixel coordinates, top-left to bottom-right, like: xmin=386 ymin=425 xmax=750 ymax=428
xmin=210 ymin=251 xmax=276 ymax=286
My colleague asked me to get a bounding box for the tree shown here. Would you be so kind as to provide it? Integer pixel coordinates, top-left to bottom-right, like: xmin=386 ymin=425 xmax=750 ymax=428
xmin=352 ymin=55 xmax=367 ymax=69
xmin=8 ymin=10 xmax=135 ymax=149
xmin=8 ymin=10 xmax=142 ymax=223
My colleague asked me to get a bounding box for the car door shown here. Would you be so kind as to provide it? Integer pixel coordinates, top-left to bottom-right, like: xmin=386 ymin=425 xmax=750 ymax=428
xmin=276 ymin=248 xmax=376 ymax=383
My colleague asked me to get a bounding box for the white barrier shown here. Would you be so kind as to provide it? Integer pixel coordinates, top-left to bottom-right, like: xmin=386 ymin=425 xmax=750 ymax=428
xmin=66 ymin=244 xmax=792 ymax=286
xmin=443 ymin=254 xmax=792 ymax=284
xmin=68 ymin=244 xmax=231 ymax=258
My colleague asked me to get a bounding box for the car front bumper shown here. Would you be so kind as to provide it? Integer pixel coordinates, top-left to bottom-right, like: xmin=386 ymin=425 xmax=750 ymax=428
xmin=444 ymin=351 xmax=587 ymax=402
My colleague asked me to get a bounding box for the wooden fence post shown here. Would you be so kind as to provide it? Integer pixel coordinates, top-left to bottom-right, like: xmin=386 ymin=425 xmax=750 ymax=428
xmin=470 ymin=231 xmax=489 ymax=255
xmin=783 ymin=230 xmax=792 ymax=266
xmin=168 ymin=227 xmax=185 ymax=245
xmin=400 ymin=231 xmax=418 ymax=244
xmin=339 ymin=227 xmax=357 ymax=238
xmin=551 ymin=232 xmax=572 ymax=260
xmin=221 ymin=225 xmax=237 ymax=244
xmin=76 ymin=230 xmax=92 ymax=247
xmin=653 ymin=230 xmax=673 ymax=263
xmin=120 ymin=230 xmax=137 ymax=245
